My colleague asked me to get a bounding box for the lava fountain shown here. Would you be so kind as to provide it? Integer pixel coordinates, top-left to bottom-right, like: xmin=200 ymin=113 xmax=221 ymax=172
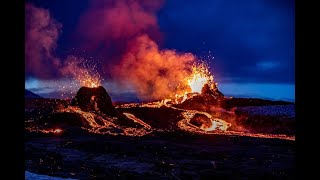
xmin=61 ymin=57 xmax=102 ymax=89
xmin=76 ymin=68 xmax=101 ymax=88
xmin=187 ymin=63 xmax=214 ymax=94
xmin=171 ymin=62 xmax=220 ymax=104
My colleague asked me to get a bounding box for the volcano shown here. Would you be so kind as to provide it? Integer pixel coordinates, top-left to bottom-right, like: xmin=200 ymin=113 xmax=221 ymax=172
xmin=71 ymin=86 xmax=120 ymax=117
xmin=174 ymin=83 xmax=225 ymax=110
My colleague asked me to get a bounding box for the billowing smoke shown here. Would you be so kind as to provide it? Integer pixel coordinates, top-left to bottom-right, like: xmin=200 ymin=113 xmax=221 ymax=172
xmin=26 ymin=0 xmax=202 ymax=100
xmin=25 ymin=3 xmax=98 ymax=85
xmin=77 ymin=0 xmax=163 ymax=51
xmin=78 ymin=0 xmax=197 ymax=100
xmin=113 ymin=34 xmax=195 ymax=100
xmin=25 ymin=3 xmax=62 ymax=79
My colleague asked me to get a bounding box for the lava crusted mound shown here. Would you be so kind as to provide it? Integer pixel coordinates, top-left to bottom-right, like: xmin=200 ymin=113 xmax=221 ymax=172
xmin=71 ymin=86 xmax=120 ymax=117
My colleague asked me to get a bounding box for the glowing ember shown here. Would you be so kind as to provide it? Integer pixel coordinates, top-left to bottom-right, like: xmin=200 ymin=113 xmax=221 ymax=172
xmin=187 ymin=63 xmax=214 ymax=93
xmin=62 ymin=57 xmax=102 ymax=88
xmin=77 ymin=69 xmax=101 ymax=88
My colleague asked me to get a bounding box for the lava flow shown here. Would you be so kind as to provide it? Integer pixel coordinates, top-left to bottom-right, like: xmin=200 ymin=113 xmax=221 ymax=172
xmin=26 ymin=62 xmax=294 ymax=141
xmin=57 ymin=106 xmax=152 ymax=137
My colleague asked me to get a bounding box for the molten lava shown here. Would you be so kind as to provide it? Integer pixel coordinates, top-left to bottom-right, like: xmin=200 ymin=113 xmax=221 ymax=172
xmin=200 ymin=118 xmax=231 ymax=131
xmin=170 ymin=62 xmax=217 ymax=104
xmin=187 ymin=63 xmax=214 ymax=94
xmin=57 ymin=106 xmax=152 ymax=137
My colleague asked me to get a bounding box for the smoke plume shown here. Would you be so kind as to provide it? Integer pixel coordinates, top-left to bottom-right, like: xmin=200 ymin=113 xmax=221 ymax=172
xmin=26 ymin=1 xmax=202 ymax=100
xmin=25 ymin=3 xmax=62 ymax=79
xmin=78 ymin=0 xmax=197 ymax=100
xmin=77 ymin=0 xmax=163 ymax=48
xmin=113 ymin=34 xmax=195 ymax=100
xmin=25 ymin=3 xmax=97 ymax=84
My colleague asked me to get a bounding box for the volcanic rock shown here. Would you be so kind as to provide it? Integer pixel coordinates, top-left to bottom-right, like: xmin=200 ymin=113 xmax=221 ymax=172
xmin=71 ymin=86 xmax=120 ymax=117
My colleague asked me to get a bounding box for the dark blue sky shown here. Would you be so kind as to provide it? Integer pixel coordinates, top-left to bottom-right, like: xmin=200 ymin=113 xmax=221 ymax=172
xmin=25 ymin=0 xmax=295 ymax=101
xmin=157 ymin=0 xmax=295 ymax=84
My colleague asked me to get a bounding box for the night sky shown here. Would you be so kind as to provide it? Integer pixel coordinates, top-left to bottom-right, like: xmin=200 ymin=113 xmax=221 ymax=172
xmin=25 ymin=0 xmax=295 ymax=102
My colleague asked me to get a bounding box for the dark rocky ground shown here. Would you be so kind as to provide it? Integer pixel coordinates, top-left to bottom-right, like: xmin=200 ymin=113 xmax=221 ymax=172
xmin=26 ymin=131 xmax=295 ymax=179
xmin=25 ymin=97 xmax=295 ymax=179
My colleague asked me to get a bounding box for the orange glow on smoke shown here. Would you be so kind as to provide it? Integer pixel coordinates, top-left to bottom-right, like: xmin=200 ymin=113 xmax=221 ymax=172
xmin=187 ymin=63 xmax=214 ymax=94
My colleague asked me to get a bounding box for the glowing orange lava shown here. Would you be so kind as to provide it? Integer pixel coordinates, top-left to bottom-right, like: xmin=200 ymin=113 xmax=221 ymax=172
xmin=176 ymin=108 xmax=231 ymax=132
xmin=200 ymin=118 xmax=231 ymax=131
xmin=187 ymin=63 xmax=214 ymax=93
xmin=170 ymin=62 xmax=216 ymax=103
xmin=57 ymin=106 xmax=153 ymax=137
